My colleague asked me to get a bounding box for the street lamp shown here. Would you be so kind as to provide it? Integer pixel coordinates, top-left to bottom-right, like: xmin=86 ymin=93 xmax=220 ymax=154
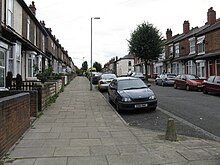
xmin=90 ymin=17 xmax=100 ymax=91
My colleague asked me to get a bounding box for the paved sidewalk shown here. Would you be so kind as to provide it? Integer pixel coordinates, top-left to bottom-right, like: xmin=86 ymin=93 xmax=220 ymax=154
xmin=4 ymin=77 xmax=220 ymax=165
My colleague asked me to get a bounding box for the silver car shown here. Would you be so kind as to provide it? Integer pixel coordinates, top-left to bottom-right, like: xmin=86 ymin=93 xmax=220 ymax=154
xmin=98 ymin=73 xmax=117 ymax=91
xmin=156 ymin=73 xmax=176 ymax=86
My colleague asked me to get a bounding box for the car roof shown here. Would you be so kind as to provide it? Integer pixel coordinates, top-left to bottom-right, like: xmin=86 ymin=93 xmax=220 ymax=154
xmin=115 ymin=77 xmax=139 ymax=81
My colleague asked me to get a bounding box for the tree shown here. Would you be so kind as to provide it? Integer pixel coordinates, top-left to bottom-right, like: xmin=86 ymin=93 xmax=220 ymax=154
xmin=93 ymin=61 xmax=102 ymax=72
xmin=128 ymin=22 xmax=164 ymax=81
xmin=81 ymin=61 xmax=88 ymax=73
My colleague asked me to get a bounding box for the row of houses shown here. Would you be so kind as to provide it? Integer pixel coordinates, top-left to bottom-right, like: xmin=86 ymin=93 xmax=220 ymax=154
xmin=104 ymin=7 xmax=220 ymax=79
xmin=0 ymin=0 xmax=75 ymax=90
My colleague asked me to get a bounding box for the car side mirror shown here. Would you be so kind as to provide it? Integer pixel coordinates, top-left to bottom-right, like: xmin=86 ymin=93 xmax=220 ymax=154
xmin=147 ymin=84 xmax=151 ymax=88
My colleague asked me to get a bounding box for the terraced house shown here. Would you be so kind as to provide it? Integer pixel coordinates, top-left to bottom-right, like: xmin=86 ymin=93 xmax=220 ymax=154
xmin=0 ymin=0 xmax=75 ymax=90
xmin=164 ymin=7 xmax=220 ymax=78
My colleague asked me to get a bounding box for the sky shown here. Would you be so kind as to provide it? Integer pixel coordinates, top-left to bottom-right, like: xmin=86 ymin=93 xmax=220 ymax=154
xmin=24 ymin=0 xmax=220 ymax=68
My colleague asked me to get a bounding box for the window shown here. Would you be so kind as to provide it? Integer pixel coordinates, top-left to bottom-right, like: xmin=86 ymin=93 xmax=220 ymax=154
xmin=189 ymin=37 xmax=195 ymax=54
xmin=207 ymin=76 xmax=215 ymax=82
xmin=197 ymin=36 xmax=205 ymax=54
xmin=128 ymin=61 xmax=131 ymax=66
xmin=174 ymin=43 xmax=179 ymax=57
xmin=214 ymin=76 xmax=220 ymax=83
xmin=0 ymin=48 xmax=6 ymax=87
xmin=7 ymin=0 xmax=14 ymax=27
xmin=172 ymin=62 xmax=179 ymax=75
xmin=169 ymin=44 xmax=173 ymax=57
xmin=27 ymin=17 xmax=30 ymax=40
xmin=186 ymin=60 xmax=196 ymax=75
xmin=15 ymin=43 xmax=21 ymax=75
xmin=196 ymin=60 xmax=205 ymax=78
xmin=8 ymin=46 xmax=14 ymax=73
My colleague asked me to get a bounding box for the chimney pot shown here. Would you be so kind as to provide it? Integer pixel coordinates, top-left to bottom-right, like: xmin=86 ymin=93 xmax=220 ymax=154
xmin=183 ymin=20 xmax=190 ymax=34
xmin=207 ymin=7 xmax=216 ymax=25
xmin=29 ymin=1 xmax=36 ymax=16
xmin=166 ymin=28 xmax=172 ymax=40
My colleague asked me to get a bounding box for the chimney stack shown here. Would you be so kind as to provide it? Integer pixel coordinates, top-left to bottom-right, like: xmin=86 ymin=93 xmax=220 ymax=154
xmin=207 ymin=7 xmax=216 ymax=25
xmin=29 ymin=1 xmax=36 ymax=16
xmin=166 ymin=29 xmax=172 ymax=40
xmin=183 ymin=20 xmax=190 ymax=34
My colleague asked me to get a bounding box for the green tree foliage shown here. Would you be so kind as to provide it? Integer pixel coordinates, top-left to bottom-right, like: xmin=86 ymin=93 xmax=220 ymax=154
xmin=81 ymin=61 xmax=88 ymax=73
xmin=128 ymin=22 xmax=164 ymax=81
xmin=93 ymin=61 xmax=102 ymax=72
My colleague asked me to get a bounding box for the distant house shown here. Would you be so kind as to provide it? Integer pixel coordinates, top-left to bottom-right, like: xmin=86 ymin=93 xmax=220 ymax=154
xmin=116 ymin=54 xmax=134 ymax=76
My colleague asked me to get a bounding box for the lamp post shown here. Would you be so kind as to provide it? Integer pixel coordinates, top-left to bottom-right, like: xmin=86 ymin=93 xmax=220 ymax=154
xmin=90 ymin=17 xmax=100 ymax=91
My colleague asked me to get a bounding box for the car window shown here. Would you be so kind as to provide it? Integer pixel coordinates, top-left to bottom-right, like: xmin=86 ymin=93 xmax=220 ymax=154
xmin=167 ymin=73 xmax=176 ymax=77
xmin=118 ymin=79 xmax=147 ymax=90
xmin=186 ymin=75 xmax=199 ymax=80
xmin=207 ymin=76 xmax=215 ymax=82
xmin=101 ymin=74 xmax=116 ymax=79
xmin=213 ymin=76 xmax=220 ymax=83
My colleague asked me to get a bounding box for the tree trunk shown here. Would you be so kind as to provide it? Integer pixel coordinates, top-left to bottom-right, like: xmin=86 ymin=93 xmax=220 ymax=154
xmin=144 ymin=60 xmax=148 ymax=82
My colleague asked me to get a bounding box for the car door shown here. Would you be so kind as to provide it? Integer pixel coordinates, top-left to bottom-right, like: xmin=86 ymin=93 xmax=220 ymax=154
xmin=179 ymin=75 xmax=187 ymax=88
xmin=108 ymin=79 xmax=117 ymax=103
xmin=212 ymin=76 xmax=220 ymax=93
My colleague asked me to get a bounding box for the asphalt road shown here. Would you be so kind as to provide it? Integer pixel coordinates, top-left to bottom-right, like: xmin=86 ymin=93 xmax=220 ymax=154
xmin=100 ymin=84 xmax=220 ymax=141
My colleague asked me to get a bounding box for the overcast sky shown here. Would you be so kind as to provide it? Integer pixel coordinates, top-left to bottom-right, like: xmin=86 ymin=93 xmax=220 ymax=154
xmin=24 ymin=0 xmax=220 ymax=68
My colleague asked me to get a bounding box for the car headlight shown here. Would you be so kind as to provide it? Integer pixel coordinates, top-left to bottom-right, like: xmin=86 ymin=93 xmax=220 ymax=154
xmin=121 ymin=97 xmax=132 ymax=102
xmin=149 ymin=95 xmax=156 ymax=100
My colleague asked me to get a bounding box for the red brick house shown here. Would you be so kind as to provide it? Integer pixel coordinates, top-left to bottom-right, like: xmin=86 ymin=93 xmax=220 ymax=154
xmin=164 ymin=7 xmax=220 ymax=78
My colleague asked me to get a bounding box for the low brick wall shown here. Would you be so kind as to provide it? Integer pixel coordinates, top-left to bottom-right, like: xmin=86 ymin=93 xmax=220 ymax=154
xmin=0 ymin=93 xmax=30 ymax=158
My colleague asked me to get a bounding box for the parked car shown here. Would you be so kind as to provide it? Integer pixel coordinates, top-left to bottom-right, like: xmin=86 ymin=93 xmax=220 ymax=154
xmin=98 ymin=73 xmax=117 ymax=91
xmin=131 ymin=72 xmax=145 ymax=81
xmin=108 ymin=77 xmax=157 ymax=111
xmin=156 ymin=73 xmax=176 ymax=86
xmin=174 ymin=74 xmax=204 ymax=91
xmin=90 ymin=72 xmax=102 ymax=84
xmin=202 ymin=75 xmax=220 ymax=94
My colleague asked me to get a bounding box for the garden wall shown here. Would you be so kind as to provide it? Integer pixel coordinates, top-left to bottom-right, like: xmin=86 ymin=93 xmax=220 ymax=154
xmin=0 ymin=93 xmax=30 ymax=158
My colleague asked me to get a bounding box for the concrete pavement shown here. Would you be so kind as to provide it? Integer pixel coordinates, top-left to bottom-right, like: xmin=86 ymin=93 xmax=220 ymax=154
xmin=3 ymin=76 xmax=220 ymax=165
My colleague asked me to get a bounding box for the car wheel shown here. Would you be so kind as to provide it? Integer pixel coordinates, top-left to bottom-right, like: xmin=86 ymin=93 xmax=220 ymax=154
xmin=186 ymin=85 xmax=190 ymax=91
xmin=174 ymin=83 xmax=177 ymax=89
xmin=203 ymin=87 xmax=208 ymax=94
xmin=155 ymin=81 xmax=158 ymax=85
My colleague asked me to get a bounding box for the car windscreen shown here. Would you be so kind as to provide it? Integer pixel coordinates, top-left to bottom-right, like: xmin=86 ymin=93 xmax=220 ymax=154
xmin=118 ymin=79 xmax=147 ymax=90
xmin=187 ymin=75 xmax=200 ymax=80
xmin=167 ymin=74 xmax=176 ymax=78
xmin=101 ymin=74 xmax=116 ymax=79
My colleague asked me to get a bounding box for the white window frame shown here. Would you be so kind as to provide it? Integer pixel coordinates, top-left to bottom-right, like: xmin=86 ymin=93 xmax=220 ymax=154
xmin=187 ymin=60 xmax=196 ymax=75
xmin=189 ymin=37 xmax=195 ymax=54
xmin=169 ymin=44 xmax=173 ymax=57
xmin=27 ymin=17 xmax=30 ymax=40
xmin=6 ymin=0 xmax=14 ymax=27
xmin=174 ymin=43 xmax=179 ymax=57
xmin=196 ymin=60 xmax=206 ymax=79
xmin=197 ymin=36 xmax=205 ymax=55
xmin=0 ymin=48 xmax=6 ymax=88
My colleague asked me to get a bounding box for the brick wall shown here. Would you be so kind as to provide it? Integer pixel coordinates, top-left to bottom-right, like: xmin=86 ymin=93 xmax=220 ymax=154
xmin=205 ymin=29 xmax=220 ymax=52
xmin=0 ymin=93 xmax=30 ymax=158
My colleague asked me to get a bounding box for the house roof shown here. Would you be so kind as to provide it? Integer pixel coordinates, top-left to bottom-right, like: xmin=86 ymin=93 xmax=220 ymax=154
xmin=197 ymin=19 xmax=220 ymax=36
xmin=123 ymin=54 xmax=135 ymax=59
